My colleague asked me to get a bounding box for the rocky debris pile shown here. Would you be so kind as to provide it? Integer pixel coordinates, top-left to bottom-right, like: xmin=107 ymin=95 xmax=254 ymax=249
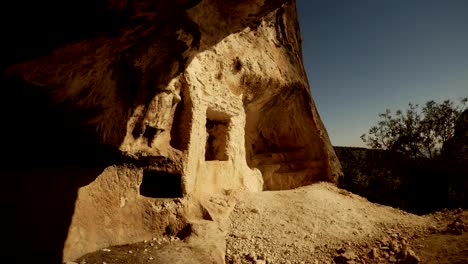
xmin=441 ymin=209 xmax=467 ymax=236
xmin=226 ymin=250 xmax=270 ymax=264
xmin=333 ymin=232 xmax=421 ymax=264
xmin=444 ymin=217 xmax=467 ymax=235
xmin=67 ymin=189 xmax=467 ymax=264
xmin=430 ymin=208 xmax=467 ymax=235
xmin=333 ymin=247 xmax=359 ymax=264
xmin=225 ymin=183 xmax=434 ymax=264
xmin=226 ymin=233 xmax=424 ymax=264
xmin=332 ymin=208 xmax=468 ymax=264
xmin=368 ymin=234 xmax=420 ymax=264
xmin=368 ymin=235 xmax=419 ymax=264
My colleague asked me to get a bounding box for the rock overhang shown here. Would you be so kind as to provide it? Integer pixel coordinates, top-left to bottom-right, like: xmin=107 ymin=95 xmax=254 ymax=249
xmin=2 ymin=0 xmax=342 ymax=262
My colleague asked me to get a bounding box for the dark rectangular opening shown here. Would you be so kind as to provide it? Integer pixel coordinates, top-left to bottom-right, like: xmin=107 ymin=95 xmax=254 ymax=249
xmin=205 ymin=118 xmax=230 ymax=161
xmin=140 ymin=170 xmax=183 ymax=198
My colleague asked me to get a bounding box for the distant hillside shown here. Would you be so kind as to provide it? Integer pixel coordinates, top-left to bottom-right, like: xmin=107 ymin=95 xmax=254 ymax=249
xmin=333 ymin=144 xmax=467 ymax=214
xmin=333 ymin=146 xmax=413 ymax=210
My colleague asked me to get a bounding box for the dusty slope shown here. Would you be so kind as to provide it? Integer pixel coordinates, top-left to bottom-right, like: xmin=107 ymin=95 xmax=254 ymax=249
xmin=73 ymin=183 xmax=467 ymax=264
xmin=226 ymin=182 xmax=467 ymax=264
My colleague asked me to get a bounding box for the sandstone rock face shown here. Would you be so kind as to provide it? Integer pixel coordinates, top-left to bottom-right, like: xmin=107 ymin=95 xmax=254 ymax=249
xmin=2 ymin=0 xmax=341 ymax=262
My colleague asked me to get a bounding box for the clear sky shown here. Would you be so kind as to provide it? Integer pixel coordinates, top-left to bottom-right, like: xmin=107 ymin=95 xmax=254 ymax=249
xmin=296 ymin=0 xmax=468 ymax=147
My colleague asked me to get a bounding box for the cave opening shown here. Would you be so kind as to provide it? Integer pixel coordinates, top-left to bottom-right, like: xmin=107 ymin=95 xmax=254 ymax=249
xmin=139 ymin=170 xmax=183 ymax=198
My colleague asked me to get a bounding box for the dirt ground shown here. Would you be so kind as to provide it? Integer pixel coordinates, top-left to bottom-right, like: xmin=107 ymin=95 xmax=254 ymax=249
xmin=71 ymin=183 xmax=467 ymax=264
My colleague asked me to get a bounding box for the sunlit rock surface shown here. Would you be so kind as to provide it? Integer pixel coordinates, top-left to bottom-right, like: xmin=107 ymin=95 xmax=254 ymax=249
xmin=2 ymin=0 xmax=341 ymax=262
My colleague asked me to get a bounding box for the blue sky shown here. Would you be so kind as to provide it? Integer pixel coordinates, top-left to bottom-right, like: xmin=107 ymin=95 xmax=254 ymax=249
xmin=296 ymin=0 xmax=468 ymax=147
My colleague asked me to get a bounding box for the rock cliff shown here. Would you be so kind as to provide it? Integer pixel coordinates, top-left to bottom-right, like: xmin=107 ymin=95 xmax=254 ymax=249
xmin=2 ymin=0 xmax=341 ymax=262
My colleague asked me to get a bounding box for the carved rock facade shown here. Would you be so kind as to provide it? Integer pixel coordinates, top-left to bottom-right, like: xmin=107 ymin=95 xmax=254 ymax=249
xmin=2 ymin=0 xmax=341 ymax=262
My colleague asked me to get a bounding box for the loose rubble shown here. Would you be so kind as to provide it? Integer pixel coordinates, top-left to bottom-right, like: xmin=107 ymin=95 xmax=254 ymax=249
xmin=66 ymin=184 xmax=467 ymax=264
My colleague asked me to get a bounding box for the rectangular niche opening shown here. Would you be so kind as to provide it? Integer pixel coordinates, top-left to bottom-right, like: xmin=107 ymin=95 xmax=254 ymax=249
xmin=140 ymin=170 xmax=183 ymax=198
xmin=205 ymin=109 xmax=231 ymax=161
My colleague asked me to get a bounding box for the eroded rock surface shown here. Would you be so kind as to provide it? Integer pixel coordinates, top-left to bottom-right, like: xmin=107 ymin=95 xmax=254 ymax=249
xmin=2 ymin=0 xmax=341 ymax=262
